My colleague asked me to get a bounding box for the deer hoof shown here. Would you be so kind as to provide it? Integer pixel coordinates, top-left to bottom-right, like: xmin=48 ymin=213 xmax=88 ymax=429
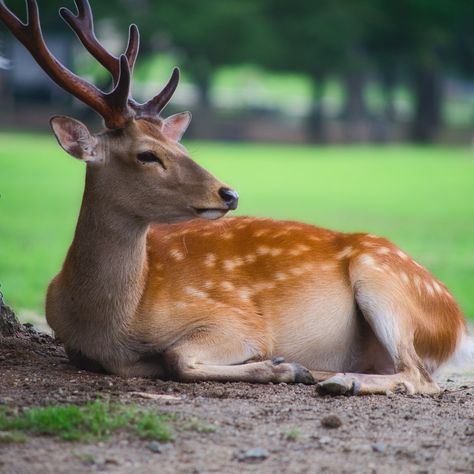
xmin=316 ymin=375 xmax=356 ymax=396
xmin=291 ymin=363 xmax=315 ymax=384
xmin=393 ymin=381 xmax=415 ymax=395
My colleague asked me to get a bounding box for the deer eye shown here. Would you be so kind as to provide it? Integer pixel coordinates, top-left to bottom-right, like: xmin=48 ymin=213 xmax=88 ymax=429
xmin=137 ymin=151 xmax=166 ymax=169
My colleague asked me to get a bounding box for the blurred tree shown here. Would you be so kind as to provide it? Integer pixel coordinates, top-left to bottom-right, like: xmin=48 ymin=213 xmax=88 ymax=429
xmin=2 ymin=0 xmax=474 ymax=142
xmin=119 ymin=0 xmax=270 ymax=110
xmin=367 ymin=0 xmax=474 ymax=142
xmin=260 ymin=0 xmax=377 ymax=142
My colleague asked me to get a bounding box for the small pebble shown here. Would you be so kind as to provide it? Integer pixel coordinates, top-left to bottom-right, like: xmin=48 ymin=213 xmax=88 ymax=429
xmin=319 ymin=436 xmax=332 ymax=445
xmin=238 ymin=448 xmax=269 ymax=462
xmin=321 ymin=414 xmax=342 ymax=428
xmin=147 ymin=441 xmax=162 ymax=454
xmin=372 ymin=442 xmax=386 ymax=453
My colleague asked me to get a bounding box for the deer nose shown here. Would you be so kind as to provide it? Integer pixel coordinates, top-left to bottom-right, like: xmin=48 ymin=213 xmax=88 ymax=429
xmin=218 ymin=187 xmax=239 ymax=210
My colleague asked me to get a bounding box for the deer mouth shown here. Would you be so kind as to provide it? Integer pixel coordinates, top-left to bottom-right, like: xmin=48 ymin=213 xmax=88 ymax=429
xmin=192 ymin=207 xmax=228 ymax=220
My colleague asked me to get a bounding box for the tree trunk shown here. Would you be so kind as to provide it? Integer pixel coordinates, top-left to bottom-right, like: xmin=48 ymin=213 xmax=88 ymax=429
xmin=380 ymin=67 xmax=397 ymax=123
xmin=0 ymin=295 xmax=22 ymax=337
xmin=196 ymin=75 xmax=211 ymax=110
xmin=411 ymin=64 xmax=442 ymax=142
xmin=342 ymin=70 xmax=368 ymax=142
xmin=306 ymin=75 xmax=326 ymax=143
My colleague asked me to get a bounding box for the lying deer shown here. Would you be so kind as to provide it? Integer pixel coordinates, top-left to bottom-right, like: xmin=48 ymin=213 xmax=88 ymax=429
xmin=1 ymin=0 xmax=471 ymax=395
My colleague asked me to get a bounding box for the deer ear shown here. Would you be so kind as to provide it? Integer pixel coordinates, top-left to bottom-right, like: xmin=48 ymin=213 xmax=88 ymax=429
xmin=50 ymin=116 xmax=99 ymax=162
xmin=162 ymin=112 xmax=192 ymax=142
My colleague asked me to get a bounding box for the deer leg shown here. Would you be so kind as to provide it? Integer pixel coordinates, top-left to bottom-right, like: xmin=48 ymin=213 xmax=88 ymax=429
xmin=163 ymin=332 xmax=314 ymax=384
xmin=317 ymin=261 xmax=440 ymax=396
xmin=309 ymin=370 xmax=337 ymax=382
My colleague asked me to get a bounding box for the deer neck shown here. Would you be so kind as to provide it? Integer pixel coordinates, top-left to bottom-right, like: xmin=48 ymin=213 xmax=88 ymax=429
xmin=63 ymin=169 xmax=149 ymax=331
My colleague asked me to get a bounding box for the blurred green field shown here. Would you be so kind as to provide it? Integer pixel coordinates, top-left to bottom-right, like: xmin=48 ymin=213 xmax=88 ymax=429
xmin=0 ymin=132 xmax=473 ymax=319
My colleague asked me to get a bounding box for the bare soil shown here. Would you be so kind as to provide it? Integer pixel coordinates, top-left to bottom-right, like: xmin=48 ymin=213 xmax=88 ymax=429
xmin=0 ymin=328 xmax=473 ymax=474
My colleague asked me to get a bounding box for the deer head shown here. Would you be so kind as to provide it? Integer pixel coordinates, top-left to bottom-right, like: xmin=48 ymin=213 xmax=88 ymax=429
xmin=0 ymin=0 xmax=238 ymax=223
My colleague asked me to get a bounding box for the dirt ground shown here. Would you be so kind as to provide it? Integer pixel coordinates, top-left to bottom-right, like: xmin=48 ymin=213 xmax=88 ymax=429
xmin=0 ymin=327 xmax=473 ymax=474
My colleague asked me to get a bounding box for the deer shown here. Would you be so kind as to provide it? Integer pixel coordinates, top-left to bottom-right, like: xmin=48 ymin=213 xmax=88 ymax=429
xmin=1 ymin=0 xmax=472 ymax=396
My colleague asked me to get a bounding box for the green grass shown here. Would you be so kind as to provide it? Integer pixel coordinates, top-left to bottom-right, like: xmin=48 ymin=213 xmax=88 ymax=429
xmin=0 ymin=431 xmax=27 ymax=444
xmin=283 ymin=427 xmax=301 ymax=441
xmin=0 ymin=400 xmax=173 ymax=443
xmin=0 ymin=132 xmax=473 ymax=318
xmin=183 ymin=417 xmax=217 ymax=433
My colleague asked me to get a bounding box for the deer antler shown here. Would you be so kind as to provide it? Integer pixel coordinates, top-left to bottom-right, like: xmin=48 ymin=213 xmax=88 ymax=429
xmin=60 ymin=0 xmax=180 ymax=117
xmin=59 ymin=0 xmax=139 ymax=83
xmin=137 ymin=67 xmax=180 ymax=118
xmin=0 ymin=0 xmax=180 ymax=128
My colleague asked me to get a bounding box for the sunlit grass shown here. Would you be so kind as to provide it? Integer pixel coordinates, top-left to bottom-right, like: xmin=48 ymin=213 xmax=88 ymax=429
xmin=0 ymin=132 xmax=473 ymax=317
xmin=0 ymin=400 xmax=173 ymax=443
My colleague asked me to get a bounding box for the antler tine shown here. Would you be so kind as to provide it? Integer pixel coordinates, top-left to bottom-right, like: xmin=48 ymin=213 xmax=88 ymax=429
xmin=0 ymin=0 xmax=133 ymax=128
xmin=60 ymin=0 xmax=140 ymax=83
xmin=125 ymin=24 xmax=139 ymax=73
xmin=106 ymin=55 xmax=131 ymax=114
xmin=59 ymin=0 xmax=118 ymax=79
xmin=1 ymin=0 xmax=179 ymax=126
xmin=138 ymin=67 xmax=180 ymax=117
xmin=0 ymin=0 xmax=107 ymax=116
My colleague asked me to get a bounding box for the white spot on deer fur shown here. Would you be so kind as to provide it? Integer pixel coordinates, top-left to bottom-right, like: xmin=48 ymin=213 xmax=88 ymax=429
xmin=290 ymin=267 xmax=304 ymax=276
xmin=223 ymin=260 xmax=235 ymax=271
xmin=309 ymin=236 xmax=321 ymax=242
xmin=270 ymin=248 xmax=283 ymax=257
xmin=336 ymin=246 xmax=353 ymax=259
xmin=321 ymin=263 xmax=336 ymax=271
xmin=222 ymin=232 xmax=233 ymax=240
xmin=289 ymin=244 xmax=311 ymax=256
xmin=204 ymin=253 xmax=216 ymax=267
xmin=257 ymin=246 xmax=271 ymax=256
xmin=359 ymin=254 xmax=375 ymax=267
xmin=360 ymin=254 xmax=383 ymax=272
xmin=169 ymin=248 xmax=184 ymax=261
xmin=399 ymin=271 xmax=409 ymax=284
xmin=432 ymin=281 xmax=443 ymax=294
xmin=396 ymin=249 xmax=408 ymax=260
xmin=275 ymin=272 xmax=287 ymax=281
xmin=184 ymin=287 xmax=207 ymax=299
xmin=376 ymin=247 xmax=390 ymax=255
xmin=413 ymin=275 xmax=422 ymax=291
xmin=203 ymin=281 xmax=215 ymax=290
xmin=221 ymin=281 xmax=235 ymax=291
xmin=223 ymin=257 xmax=244 ymax=271
xmin=254 ymin=229 xmax=268 ymax=237
xmin=254 ymin=282 xmax=274 ymax=292
xmin=238 ymin=287 xmax=251 ymax=301
xmin=425 ymin=282 xmax=435 ymax=295
xmin=244 ymin=254 xmax=257 ymax=264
